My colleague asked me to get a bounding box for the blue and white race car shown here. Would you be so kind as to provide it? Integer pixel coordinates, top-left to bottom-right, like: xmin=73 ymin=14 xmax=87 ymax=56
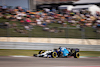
xmin=33 ymin=47 xmax=80 ymax=58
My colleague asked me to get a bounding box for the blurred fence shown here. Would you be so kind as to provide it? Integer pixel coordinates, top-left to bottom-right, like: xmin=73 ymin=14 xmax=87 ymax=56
xmin=0 ymin=26 xmax=100 ymax=45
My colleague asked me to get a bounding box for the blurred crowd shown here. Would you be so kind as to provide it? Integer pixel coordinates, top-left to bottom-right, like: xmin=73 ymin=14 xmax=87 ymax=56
xmin=0 ymin=5 xmax=100 ymax=34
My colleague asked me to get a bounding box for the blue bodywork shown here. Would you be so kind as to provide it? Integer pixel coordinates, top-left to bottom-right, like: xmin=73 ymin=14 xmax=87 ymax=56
xmin=59 ymin=47 xmax=69 ymax=56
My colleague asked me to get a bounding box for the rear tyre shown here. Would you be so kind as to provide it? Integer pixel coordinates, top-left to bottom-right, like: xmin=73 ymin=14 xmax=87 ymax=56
xmin=51 ymin=52 xmax=57 ymax=58
xmin=74 ymin=52 xmax=80 ymax=58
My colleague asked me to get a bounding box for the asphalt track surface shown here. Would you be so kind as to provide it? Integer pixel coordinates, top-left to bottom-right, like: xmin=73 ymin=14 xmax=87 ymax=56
xmin=0 ymin=57 xmax=100 ymax=67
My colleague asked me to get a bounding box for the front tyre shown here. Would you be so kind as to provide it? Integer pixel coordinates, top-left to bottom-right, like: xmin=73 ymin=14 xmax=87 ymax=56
xmin=38 ymin=50 xmax=45 ymax=54
xmin=74 ymin=52 xmax=80 ymax=58
xmin=33 ymin=54 xmax=37 ymax=57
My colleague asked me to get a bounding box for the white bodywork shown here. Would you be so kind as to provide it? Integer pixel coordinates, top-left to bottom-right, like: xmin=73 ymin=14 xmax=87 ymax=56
xmin=37 ymin=50 xmax=52 ymax=57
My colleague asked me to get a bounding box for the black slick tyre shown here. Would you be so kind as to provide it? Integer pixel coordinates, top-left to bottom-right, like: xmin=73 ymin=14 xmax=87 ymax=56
xmin=51 ymin=52 xmax=57 ymax=58
xmin=74 ymin=52 xmax=80 ymax=58
xmin=38 ymin=50 xmax=45 ymax=54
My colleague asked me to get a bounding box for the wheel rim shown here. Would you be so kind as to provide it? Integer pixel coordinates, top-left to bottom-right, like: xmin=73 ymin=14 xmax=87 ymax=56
xmin=76 ymin=52 xmax=80 ymax=58
xmin=52 ymin=52 xmax=57 ymax=58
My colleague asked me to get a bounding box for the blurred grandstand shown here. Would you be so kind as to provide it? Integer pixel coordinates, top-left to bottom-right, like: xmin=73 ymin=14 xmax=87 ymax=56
xmin=0 ymin=0 xmax=100 ymax=40
xmin=0 ymin=4 xmax=100 ymax=39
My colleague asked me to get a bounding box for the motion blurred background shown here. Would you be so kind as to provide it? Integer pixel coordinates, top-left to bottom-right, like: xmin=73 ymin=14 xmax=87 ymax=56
xmin=0 ymin=0 xmax=100 ymax=53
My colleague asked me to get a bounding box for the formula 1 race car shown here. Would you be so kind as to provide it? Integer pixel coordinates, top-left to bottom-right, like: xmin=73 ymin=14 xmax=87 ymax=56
xmin=33 ymin=47 xmax=80 ymax=58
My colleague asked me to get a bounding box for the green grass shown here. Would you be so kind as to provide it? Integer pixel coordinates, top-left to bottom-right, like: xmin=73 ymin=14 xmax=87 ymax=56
xmin=0 ymin=18 xmax=8 ymax=22
xmin=0 ymin=49 xmax=39 ymax=56
xmin=0 ymin=49 xmax=100 ymax=56
xmin=80 ymin=51 xmax=100 ymax=56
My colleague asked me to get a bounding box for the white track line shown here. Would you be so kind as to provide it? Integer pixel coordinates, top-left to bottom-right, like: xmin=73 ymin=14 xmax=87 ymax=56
xmin=10 ymin=55 xmax=32 ymax=57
